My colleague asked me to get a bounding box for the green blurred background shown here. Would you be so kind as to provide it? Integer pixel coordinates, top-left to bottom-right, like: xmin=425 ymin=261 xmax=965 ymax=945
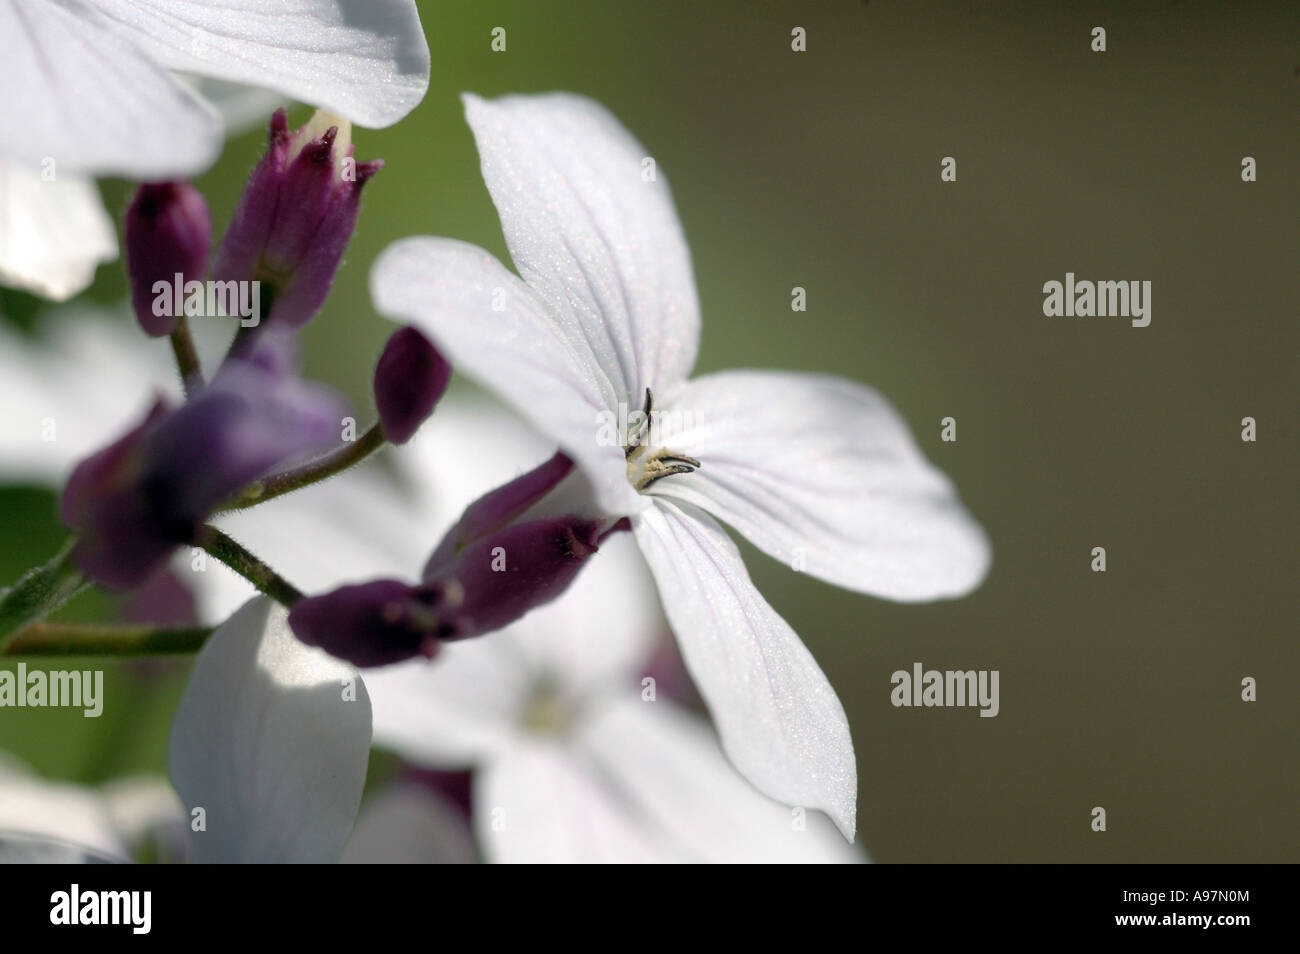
xmin=2 ymin=0 xmax=1296 ymax=861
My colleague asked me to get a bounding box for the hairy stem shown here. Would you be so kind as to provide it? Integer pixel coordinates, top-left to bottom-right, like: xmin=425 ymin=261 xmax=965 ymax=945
xmin=220 ymin=423 xmax=386 ymax=511
xmin=0 ymin=542 xmax=88 ymax=649
xmin=194 ymin=525 xmax=303 ymax=606
xmin=2 ymin=622 xmax=213 ymax=657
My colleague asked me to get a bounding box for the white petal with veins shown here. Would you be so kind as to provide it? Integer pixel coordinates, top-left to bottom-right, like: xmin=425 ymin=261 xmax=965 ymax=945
xmin=0 ymin=0 xmax=220 ymax=176
xmin=89 ymin=0 xmax=430 ymax=130
xmin=372 ymin=237 xmax=640 ymax=515
xmin=633 ymin=498 xmax=857 ymax=840
xmin=462 ymin=92 xmax=701 ymax=405
xmin=0 ymin=0 xmax=428 ymax=180
xmin=656 ymin=370 xmax=992 ymax=600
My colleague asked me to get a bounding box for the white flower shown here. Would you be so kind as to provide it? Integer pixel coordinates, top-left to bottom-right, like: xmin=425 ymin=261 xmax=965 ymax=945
xmin=194 ymin=390 xmax=863 ymax=863
xmin=0 ymin=0 xmax=430 ymax=299
xmin=168 ymin=596 xmax=372 ymax=862
xmin=371 ymin=92 xmax=992 ymax=840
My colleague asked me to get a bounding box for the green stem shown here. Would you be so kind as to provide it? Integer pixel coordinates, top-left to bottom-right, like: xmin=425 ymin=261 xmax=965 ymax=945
xmin=2 ymin=622 xmax=213 ymax=657
xmin=195 ymin=524 xmax=303 ymax=607
xmin=0 ymin=542 xmax=88 ymax=649
xmin=220 ymin=423 xmax=386 ymax=511
xmin=169 ymin=315 xmax=204 ymax=398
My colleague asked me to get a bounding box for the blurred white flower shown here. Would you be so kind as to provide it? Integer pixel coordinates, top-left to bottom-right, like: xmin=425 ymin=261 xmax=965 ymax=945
xmin=371 ymin=91 xmax=992 ymax=840
xmin=342 ymin=784 xmax=478 ymax=864
xmin=0 ymin=756 xmax=183 ymax=862
xmin=364 ymin=531 xmax=864 ymax=864
xmin=0 ymin=0 xmax=430 ymax=299
xmin=0 ymin=310 xmax=381 ymax=857
xmin=0 ymin=305 xmax=182 ymax=485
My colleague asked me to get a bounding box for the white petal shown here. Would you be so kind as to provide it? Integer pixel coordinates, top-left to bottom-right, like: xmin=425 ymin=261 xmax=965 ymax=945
xmin=0 ymin=0 xmax=220 ymax=176
xmin=366 ymin=638 xmax=527 ymax=768
xmin=633 ymin=499 xmax=857 ymax=840
xmin=172 ymin=74 xmax=286 ymax=135
xmin=0 ymin=161 xmax=117 ymax=300
xmin=168 ymin=596 xmax=371 ymax=862
xmin=506 ymin=532 xmax=662 ymax=699
xmin=371 ymin=237 xmax=639 ymax=515
xmin=0 ymin=306 xmax=179 ymax=486
xmin=91 ymin=0 xmax=430 ymax=128
xmin=656 ymin=370 xmax=992 ymax=601
xmin=474 ymin=738 xmax=673 ymax=863
xmin=577 ymin=696 xmax=864 ymax=863
xmin=462 ymin=92 xmax=700 ymax=402
xmin=342 ymin=784 xmax=477 ymax=864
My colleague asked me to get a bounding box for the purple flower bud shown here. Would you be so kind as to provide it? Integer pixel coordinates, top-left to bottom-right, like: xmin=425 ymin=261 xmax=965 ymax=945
xmin=426 ymin=516 xmax=607 ymax=641
xmin=288 ymin=515 xmax=623 ymax=668
xmin=124 ymin=182 xmax=212 ymax=337
xmin=60 ymin=399 xmax=177 ymax=589
xmin=60 ymin=338 xmax=347 ymax=590
xmin=425 ymin=451 xmax=574 ymax=569
xmin=289 ymin=579 xmax=445 ymax=668
xmin=213 ymin=109 xmax=382 ymax=331
xmin=373 ymin=326 xmax=451 ymax=444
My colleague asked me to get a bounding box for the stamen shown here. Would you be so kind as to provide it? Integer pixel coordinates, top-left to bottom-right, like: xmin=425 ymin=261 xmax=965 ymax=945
xmin=633 ymin=452 xmax=702 ymax=491
xmin=655 ymin=454 xmax=701 ymax=469
xmin=622 ymin=386 xmax=702 ymax=491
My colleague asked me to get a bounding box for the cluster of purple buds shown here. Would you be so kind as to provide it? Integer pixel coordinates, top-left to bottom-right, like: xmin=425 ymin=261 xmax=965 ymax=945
xmin=289 ymin=453 xmax=627 ymax=667
xmin=65 ymin=108 xmax=387 ymax=589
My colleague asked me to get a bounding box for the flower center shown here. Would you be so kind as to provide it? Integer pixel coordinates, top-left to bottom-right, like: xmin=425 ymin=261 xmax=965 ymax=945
xmin=624 ymin=389 xmax=700 ymax=493
xmin=520 ymin=678 xmax=576 ymax=736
